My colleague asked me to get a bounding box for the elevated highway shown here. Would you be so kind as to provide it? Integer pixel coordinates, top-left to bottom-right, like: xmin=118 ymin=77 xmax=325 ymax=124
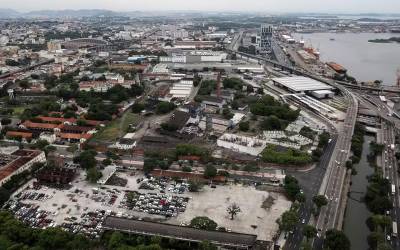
xmin=227 ymin=49 xmax=400 ymax=94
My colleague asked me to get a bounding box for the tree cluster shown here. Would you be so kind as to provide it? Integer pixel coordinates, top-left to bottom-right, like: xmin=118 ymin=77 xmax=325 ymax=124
xmin=222 ymin=78 xmax=243 ymax=91
xmin=250 ymin=95 xmax=300 ymax=130
xmin=197 ymin=80 xmax=216 ymax=96
xmin=261 ymin=145 xmax=312 ymax=165
xmin=350 ymin=123 xmax=365 ymax=163
xmin=155 ymin=102 xmax=176 ymax=114
xmin=365 ymin=174 xmax=393 ymax=215
xmin=283 ymin=175 xmax=303 ymax=202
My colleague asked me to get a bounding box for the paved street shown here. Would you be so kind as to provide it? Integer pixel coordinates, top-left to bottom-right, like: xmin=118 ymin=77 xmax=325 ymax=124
xmin=285 ymin=135 xmax=338 ymax=250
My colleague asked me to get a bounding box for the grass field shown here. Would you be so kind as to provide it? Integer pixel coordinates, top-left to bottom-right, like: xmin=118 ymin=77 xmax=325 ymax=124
xmin=90 ymin=112 xmax=139 ymax=143
xmin=12 ymin=106 xmax=25 ymax=117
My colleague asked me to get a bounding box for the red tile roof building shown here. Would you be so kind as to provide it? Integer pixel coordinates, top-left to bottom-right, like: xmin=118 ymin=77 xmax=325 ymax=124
xmin=0 ymin=149 xmax=46 ymax=186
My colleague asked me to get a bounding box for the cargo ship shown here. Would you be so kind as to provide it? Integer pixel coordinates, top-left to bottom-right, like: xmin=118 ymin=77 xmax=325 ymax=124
xmin=326 ymin=62 xmax=347 ymax=74
xmin=304 ymin=47 xmax=320 ymax=59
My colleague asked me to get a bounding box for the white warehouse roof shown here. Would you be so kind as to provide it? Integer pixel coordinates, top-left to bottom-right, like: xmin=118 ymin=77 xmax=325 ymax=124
xmin=272 ymin=76 xmax=334 ymax=92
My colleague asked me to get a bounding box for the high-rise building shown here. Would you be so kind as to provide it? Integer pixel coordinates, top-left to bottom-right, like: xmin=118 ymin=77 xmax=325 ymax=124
xmin=259 ymin=24 xmax=273 ymax=52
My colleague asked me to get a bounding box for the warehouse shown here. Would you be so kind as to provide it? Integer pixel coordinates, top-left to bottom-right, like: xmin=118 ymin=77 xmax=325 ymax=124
xmin=272 ymin=76 xmax=334 ymax=94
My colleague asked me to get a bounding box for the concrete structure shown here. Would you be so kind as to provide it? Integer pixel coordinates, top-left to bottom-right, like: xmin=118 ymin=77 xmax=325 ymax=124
xmin=311 ymin=90 xmax=335 ymax=99
xmin=97 ymin=165 xmax=117 ymax=185
xmin=39 ymin=132 xmax=57 ymax=144
xmin=115 ymin=138 xmax=137 ymax=150
xmin=168 ymin=79 xmax=194 ymax=99
xmin=272 ymin=76 xmax=334 ymax=93
xmin=159 ymin=51 xmax=227 ymax=64
xmin=217 ymin=133 xmax=267 ymax=156
xmin=103 ymin=216 xmax=258 ymax=249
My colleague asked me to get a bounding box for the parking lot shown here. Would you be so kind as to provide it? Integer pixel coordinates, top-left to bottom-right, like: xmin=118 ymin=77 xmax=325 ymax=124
xmin=6 ymin=169 xmax=290 ymax=241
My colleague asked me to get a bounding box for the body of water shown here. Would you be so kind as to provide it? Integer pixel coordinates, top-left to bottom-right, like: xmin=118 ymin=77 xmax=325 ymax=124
xmin=343 ymin=135 xmax=375 ymax=250
xmin=293 ymin=32 xmax=400 ymax=85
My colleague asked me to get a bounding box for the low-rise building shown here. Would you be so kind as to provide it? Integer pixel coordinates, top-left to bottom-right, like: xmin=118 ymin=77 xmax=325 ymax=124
xmin=0 ymin=149 xmax=46 ymax=186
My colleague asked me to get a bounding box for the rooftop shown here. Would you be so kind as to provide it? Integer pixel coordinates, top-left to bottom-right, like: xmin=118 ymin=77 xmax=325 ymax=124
xmin=272 ymin=76 xmax=334 ymax=92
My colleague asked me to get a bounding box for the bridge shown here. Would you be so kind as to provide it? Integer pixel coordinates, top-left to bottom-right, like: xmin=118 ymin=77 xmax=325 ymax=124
xmin=102 ymin=216 xmax=258 ymax=249
xmin=0 ymin=59 xmax=55 ymax=80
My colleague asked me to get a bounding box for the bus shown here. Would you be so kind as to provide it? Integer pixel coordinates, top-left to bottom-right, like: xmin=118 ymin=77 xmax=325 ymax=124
xmin=392 ymin=184 xmax=396 ymax=195
xmin=393 ymin=221 xmax=397 ymax=237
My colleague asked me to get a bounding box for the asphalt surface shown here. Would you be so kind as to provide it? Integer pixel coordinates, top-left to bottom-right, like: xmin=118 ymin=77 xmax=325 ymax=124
xmin=311 ymin=90 xmax=357 ymax=250
xmin=285 ymin=135 xmax=338 ymax=250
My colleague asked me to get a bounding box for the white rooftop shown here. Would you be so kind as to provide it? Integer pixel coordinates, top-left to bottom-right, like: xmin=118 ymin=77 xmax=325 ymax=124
xmin=272 ymin=76 xmax=334 ymax=92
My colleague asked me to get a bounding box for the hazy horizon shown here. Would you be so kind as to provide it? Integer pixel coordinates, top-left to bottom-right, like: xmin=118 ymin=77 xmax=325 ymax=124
xmin=1 ymin=0 xmax=400 ymax=14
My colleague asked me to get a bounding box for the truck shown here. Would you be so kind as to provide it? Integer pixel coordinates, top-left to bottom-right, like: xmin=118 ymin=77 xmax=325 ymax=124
xmin=391 ymin=144 xmax=395 ymax=151
xmin=393 ymin=221 xmax=398 ymax=237
xmin=392 ymin=184 xmax=396 ymax=195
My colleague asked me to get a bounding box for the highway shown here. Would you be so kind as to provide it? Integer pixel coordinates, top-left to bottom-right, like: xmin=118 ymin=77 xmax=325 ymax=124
xmin=380 ymin=122 xmax=400 ymax=249
xmin=226 ymin=41 xmax=360 ymax=247
xmin=313 ymin=90 xmax=357 ymax=249
xmin=285 ymin=135 xmax=338 ymax=250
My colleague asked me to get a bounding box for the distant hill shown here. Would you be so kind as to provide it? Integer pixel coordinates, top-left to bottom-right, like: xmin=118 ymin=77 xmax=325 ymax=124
xmin=0 ymin=8 xmax=20 ymax=18
xmin=26 ymin=9 xmax=118 ymax=18
xmin=0 ymin=9 xmax=128 ymax=18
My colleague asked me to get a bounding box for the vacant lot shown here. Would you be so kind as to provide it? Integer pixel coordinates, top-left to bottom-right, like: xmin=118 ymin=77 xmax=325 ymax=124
xmin=170 ymin=185 xmax=291 ymax=241
xmin=91 ymin=112 xmax=139 ymax=143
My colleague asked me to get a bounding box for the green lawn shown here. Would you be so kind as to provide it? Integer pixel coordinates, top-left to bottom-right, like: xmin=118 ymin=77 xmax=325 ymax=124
xmin=12 ymin=106 xmax=25 ymax=117
xmin=90 ymin=112 xmax=139 ymax=143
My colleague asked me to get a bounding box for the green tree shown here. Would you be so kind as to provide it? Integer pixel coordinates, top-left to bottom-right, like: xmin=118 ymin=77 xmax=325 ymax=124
xmin=86 ymin=168 xmax=102 ymax=183
xmin=377 ymin=243 xmax=393 ymax=250
xmin=303 ymin=225 xmax=317 ymax=241
xmin=300 ymin=241 xmax=313 ymax=250
xmin=18 ymin=79 xmax=31 ymax=90
xmin=324 ymin=229 xmax=350 ymax=250
xmin=260 ymin=115 xmax=283 ymax=130
xmin=190 ymin=216 xmax=218 ymax=231
xmin=222 ymin=108 xmax=234 ymax=119
xmin=108 ymin=231 xmax=125 ymax=250
xmin=74 ymin=150 xmax=97 ymax=169
xmin=33 ymin=140 xmax=49 ymax=151
xmin=283 ymin=175 xmax=301 ymax=201
xmin=367 ymin=231 xmax=385 ymax=250
xmin=102 ymin=158 xmax=112 ymax=166
xmin=131 ymin=103 xmax=145 ymax=113
xmin=238 ymin=121 xmax=250 ymax=131
xmin=277 ymin=210 xmax=299 ymax=234
xmin=188 ymin=180 xmax=203 ymax=192
xmin=313 ymin=195 xmax=328 ymax=213
xmin=318 ymin=131 xmax=331 ymax=148
xmin=204 ymin=165 xmax=217 ymax=179
xmin=156 ymin=102 xmax=176 ymax=114
xmin=199 ymin=240 xmax=217 ymax=250
xmin=0 ymin=118 xmax=11 ymax=125
xmin=227 ymin=203 xmax=241 ymax=220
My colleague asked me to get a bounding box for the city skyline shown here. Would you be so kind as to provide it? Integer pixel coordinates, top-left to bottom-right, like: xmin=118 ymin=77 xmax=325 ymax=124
xmin=1 ymin=0 xmax=400 ymax=14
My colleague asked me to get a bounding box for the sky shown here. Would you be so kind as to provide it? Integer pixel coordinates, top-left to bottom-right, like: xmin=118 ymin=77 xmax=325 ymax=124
xmin=1 ymin=0 xmax=400 ymax=13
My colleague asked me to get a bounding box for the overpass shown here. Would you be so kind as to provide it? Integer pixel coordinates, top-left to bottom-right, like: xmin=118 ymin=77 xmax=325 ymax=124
xmin=102 ymin=216 xmax=259 ymax=249
xmin=0 ymin=59 xmax=55 ymax=80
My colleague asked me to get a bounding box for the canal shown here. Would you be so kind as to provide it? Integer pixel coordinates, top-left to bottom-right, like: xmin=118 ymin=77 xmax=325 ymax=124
xmin=343 ymin=135 xmax=375 ymax=250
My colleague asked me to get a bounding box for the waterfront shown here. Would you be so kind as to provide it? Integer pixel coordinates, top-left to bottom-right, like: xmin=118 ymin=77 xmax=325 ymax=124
xmin=343 ymin=135 xmax=375 ymax=250
xmin=293 ymin=32 xmax=400 ymax=85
